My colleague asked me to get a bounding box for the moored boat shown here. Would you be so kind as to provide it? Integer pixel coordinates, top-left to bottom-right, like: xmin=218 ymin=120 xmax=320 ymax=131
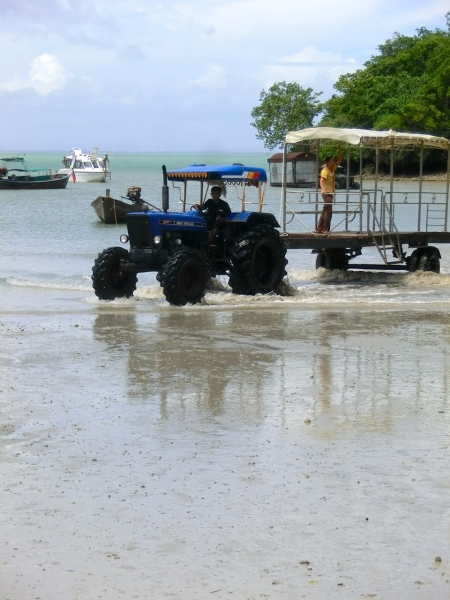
xmin=0 ymin=157 xmax=70 ymax=189
xmin=91 ymin=187 xmax=151 ymax=224
xmin=59 ymin=147 xmax=111 ymax=183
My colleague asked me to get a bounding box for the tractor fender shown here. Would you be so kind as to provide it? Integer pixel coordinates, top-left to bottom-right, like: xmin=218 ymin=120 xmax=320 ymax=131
xmin=226 ymin=212 xmax=280 ymax=228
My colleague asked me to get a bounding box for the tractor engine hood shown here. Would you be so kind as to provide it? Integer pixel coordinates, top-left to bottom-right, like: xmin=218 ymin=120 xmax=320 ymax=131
xmin=127 ymin=209 xmax=208 ymax=236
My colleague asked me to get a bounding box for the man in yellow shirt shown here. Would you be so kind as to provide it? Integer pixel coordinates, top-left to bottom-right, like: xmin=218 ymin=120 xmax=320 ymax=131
xmin=316 ymin=145 xmax=343 ymax=233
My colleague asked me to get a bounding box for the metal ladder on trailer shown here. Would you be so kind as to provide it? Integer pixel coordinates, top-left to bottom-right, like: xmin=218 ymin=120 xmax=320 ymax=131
xmin=368 ymin=194 xmax=404 ymax=266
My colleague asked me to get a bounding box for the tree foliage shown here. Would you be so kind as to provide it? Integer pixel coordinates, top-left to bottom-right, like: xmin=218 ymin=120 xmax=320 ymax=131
xmin=321 ymin=16 xmax=450 ymax=141
xmin=251 ymin=82 xmax=321 ymax=150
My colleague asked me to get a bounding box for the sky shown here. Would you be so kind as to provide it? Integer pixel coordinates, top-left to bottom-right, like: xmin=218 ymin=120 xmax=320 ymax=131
xmin=0 ymin=0 xmax=449 ymax=152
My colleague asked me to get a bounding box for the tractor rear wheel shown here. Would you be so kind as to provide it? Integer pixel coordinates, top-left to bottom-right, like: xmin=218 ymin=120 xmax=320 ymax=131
xmin=228 ymin=224 xmax=287 ymax=295
xmin=92 ymin=247 xmax=137 ymax=300
xmin=161 ymin=248 xmax=209 ymax=306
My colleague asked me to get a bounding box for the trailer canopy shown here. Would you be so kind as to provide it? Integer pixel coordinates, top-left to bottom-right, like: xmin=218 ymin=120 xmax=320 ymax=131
xmin=285 ymin=127 xmax=450 ymax=150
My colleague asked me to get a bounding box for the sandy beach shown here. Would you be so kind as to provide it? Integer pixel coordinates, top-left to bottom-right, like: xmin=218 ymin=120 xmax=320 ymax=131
xmin=1 ymin=298 xmax=450 ymax=599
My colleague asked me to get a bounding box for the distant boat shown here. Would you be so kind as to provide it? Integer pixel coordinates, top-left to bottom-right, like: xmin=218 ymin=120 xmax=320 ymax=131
xmin=0 ymin=157 xmax=70 ymax=190
xmin=91 ymin=187 xmax=152 ymax=224
xmin=59 ymin=147 xmax=111 ymax=183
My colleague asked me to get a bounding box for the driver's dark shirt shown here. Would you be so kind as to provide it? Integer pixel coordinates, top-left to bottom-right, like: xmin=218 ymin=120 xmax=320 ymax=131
xmin=202 ymin=198 xmax=231 ymax=221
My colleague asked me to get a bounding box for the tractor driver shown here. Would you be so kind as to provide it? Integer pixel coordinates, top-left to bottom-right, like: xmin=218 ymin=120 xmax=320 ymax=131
xmin=194 ymin=186 xmax=231 ymax=244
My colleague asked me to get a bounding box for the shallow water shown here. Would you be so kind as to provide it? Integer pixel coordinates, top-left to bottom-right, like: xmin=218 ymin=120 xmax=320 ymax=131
xmin=1 ymin=151 xmax=450 ymax=310
xmin=1 ymin=153 xmax=450 ymax=599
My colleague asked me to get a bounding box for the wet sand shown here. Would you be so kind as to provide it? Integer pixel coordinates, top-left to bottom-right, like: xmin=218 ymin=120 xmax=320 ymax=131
xmin=1 ymin=303 xmax=450 ymax=599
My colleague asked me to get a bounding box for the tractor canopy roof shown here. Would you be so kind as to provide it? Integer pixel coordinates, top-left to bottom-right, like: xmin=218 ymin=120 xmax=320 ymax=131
xmin=166 ymin=164 xmax=267 ymax=185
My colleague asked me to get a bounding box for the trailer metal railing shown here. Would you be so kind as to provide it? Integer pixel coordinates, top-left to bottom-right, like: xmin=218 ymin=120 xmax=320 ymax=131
xmin=283 ymin=190 xmax=372 ymax=235
xmin=282 ymin=189 xmax=448 ymax=236
xmin=282 ymin=188 xmax=449 ymax=266
xmin=383 ymin=191 xmax=448 ymax=232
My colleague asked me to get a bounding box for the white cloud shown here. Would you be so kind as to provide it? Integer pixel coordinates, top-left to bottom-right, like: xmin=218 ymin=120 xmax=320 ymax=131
xmin=0 ymin=74 xmax=30 ymax=94
xmin=29 ymin=54 xmax=67 ymax=95
xmin=0 ymin=0 xmax=449 ymax=150
xmin=281 ymin=47 xmax=342 ymax=64
xmin=187 ymin=64 xmax=226 ymax=89
xmin=0 ymin=54 xmax=67 ymax=96
xmin=262 ymin=47 xmax=361 ymax=92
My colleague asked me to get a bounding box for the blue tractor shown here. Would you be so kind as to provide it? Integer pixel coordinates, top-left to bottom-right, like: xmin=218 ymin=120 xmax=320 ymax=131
xmin=92 ymin=164 xmax=287 ymax=305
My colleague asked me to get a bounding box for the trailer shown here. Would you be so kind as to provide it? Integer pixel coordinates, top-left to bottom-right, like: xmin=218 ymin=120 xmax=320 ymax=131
xmin=278 ymin=127 xmax=450 ymax=272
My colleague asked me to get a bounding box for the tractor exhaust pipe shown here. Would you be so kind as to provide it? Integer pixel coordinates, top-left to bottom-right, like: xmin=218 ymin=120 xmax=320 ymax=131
xmin=162 ymin=165 xmax=169 ymax=213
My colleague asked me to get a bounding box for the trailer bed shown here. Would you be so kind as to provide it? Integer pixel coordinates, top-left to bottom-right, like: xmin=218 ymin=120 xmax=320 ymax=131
xmin=282 ymin=231 xmax=450 ymax=251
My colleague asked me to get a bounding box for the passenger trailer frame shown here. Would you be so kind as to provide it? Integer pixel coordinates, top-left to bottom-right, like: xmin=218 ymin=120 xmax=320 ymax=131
xmin=279 ymin=127 xmax=450 ymax=271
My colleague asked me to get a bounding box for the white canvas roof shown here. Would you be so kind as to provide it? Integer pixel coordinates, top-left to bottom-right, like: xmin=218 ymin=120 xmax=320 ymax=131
xmin=285 ymin=127 xmax=450 ymax=150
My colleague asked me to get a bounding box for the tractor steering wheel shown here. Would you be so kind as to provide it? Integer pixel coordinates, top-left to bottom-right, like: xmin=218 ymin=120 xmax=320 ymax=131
xmin=191 ymin=205 xmax=204 ymax=217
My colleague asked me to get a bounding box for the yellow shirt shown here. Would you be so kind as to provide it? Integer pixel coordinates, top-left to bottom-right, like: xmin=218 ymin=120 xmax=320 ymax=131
xmin=320 ymin=165 xmax=337 ymax=193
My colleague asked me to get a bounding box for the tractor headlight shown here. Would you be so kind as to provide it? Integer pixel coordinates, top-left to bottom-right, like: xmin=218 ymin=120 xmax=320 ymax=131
xmin=120 ymin=234 xmax=129 ymax=243
xmin=154 ymin=235 xmax=162 ymax=245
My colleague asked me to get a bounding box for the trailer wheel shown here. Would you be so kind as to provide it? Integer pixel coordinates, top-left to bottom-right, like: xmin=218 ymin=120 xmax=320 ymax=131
xmin=228 ymin=224 xmax=287 ymax=295
xmin=316 ymin=252 xmax=326 ymax=269
xmin=418 ymin=248 xmax=440 ymax=273
xmin=406 ymin=249 xmax=421 ymax=272
xmin=323 ymin=250 xmax=349 ymax=270
xmin=160 ymin=248 xmax=208 ymax=306
xmin=92 ymin=247 xmax=137 ymax=300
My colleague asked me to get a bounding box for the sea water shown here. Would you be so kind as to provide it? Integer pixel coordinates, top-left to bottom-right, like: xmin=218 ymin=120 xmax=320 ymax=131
xmin=1 ymin=151 xmax=449 ymax=313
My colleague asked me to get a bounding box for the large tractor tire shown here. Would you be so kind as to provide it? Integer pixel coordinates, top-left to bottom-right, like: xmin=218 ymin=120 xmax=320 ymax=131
xmin=160 ymin=248 xmax=209 ymax=306
xmin=228 ymin=224 xmax=287 ymax=295
xmin=92 ymin=247 xmax=137 ymax=300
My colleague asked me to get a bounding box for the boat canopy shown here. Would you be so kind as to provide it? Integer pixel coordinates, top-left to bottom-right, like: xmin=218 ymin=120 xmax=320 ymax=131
xmin=285 ymin=127 xmax=450 ymax=150
xmin=1 ymin=157 xmax=25 ymax=162
xmin=7 ymin=167 xmax=50 ymax=172
xmin=166 ymin=164 xmax=267 ymax=185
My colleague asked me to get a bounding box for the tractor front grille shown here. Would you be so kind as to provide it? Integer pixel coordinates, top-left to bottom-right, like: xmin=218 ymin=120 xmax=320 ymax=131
xmin=127 ymin=214 xmax=153 ymax=248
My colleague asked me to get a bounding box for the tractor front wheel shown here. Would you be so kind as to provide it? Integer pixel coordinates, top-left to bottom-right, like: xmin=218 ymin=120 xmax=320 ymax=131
xmin=92 ymin=247 xmax=137 ymax=300
xmin=161 ymin=249 xmax=209 ymax=306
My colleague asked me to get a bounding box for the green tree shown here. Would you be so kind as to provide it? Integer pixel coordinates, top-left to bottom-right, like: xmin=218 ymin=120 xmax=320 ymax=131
xmin=321 ymin=16 xmax=450 ymax=140
xmin=251 ymin=81 xmax=322 ymax=150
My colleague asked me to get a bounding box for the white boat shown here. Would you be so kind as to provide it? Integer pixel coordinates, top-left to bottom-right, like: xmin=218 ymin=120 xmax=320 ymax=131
xmin=58 ymin=147 xmax=111 ymax=183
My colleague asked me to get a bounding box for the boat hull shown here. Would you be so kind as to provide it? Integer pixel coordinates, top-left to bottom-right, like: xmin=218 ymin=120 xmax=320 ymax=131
xmin=59 ymin=168 xmax=108 ymax=183
xmin=0 ymin=174 xmax=70 ymax=190
xmin=91 ymin=196 xmax=147 ymax=224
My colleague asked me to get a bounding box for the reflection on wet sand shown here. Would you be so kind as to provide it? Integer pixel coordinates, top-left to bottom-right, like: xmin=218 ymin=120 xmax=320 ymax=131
xmin=93 ymin=307 xmax=450 ymax=435
xmin=3 ymin=304 xmax=450 ymax=599
xmin=93 ymin=310 xmax=293 ymax=421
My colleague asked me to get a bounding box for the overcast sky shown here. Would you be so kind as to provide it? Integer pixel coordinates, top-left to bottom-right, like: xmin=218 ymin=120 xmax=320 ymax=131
xmin=1 ymin=0 xmax=448 ymax=152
